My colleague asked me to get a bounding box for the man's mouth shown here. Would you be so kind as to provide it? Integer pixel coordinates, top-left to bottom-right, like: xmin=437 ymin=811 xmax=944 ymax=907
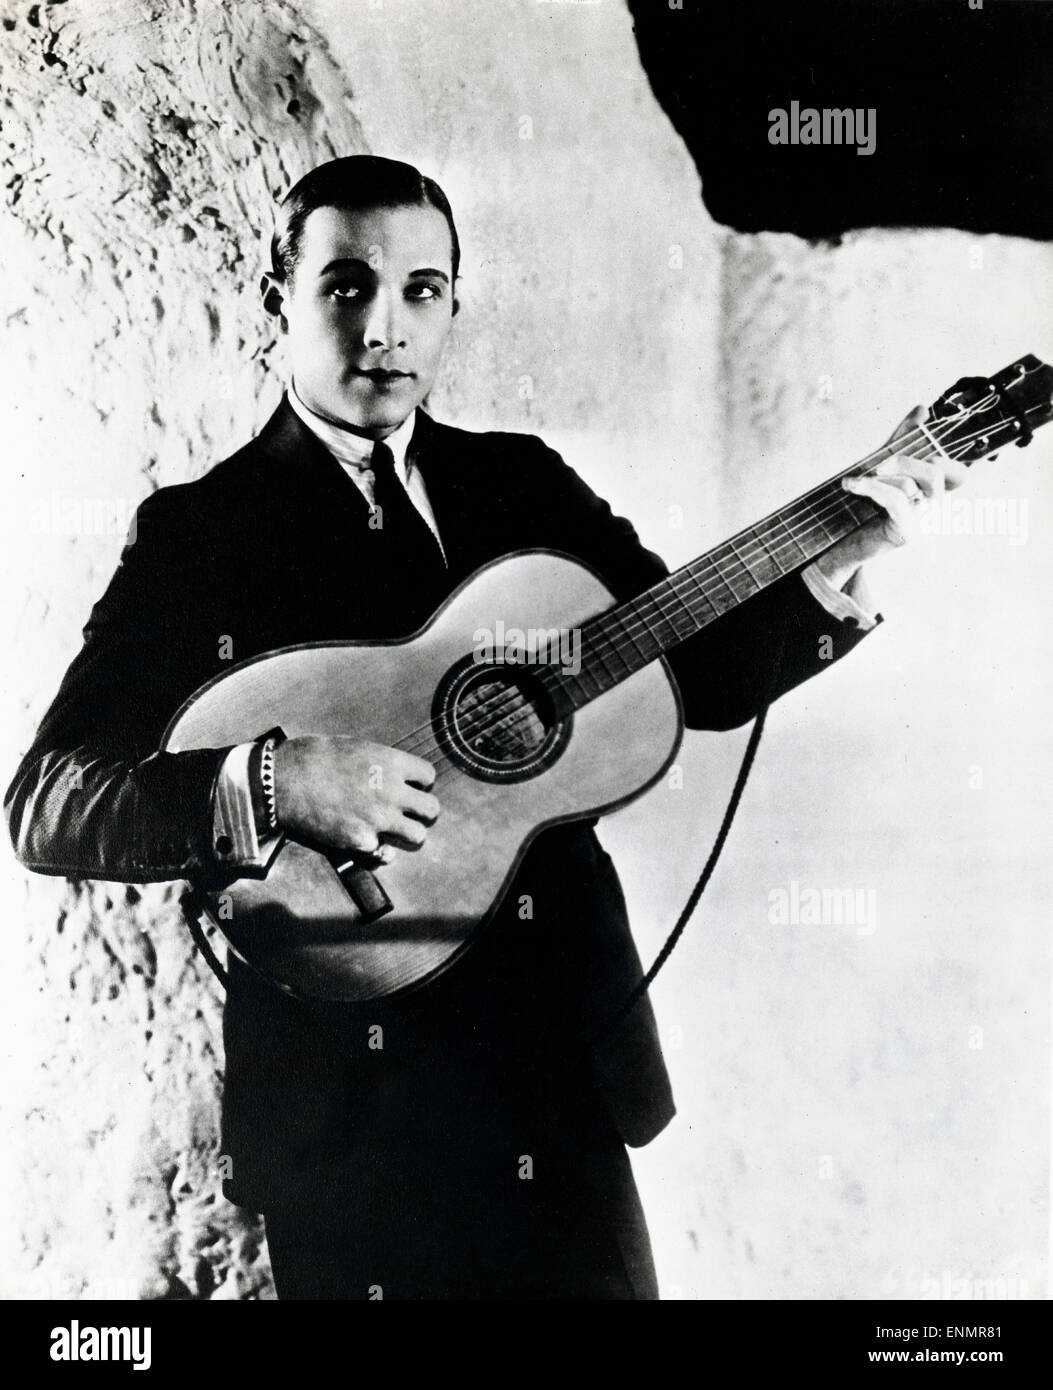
xmin=351 ymin=368 xmax=415 ymax=383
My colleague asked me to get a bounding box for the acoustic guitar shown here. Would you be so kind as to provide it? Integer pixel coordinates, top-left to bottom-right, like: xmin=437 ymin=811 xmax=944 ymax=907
xmin=165 ymin=355 xmax=1052 ymax=1002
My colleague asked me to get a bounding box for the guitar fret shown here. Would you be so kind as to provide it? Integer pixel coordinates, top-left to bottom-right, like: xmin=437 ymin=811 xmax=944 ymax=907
xmin=588 ymin=639 xmax=622 ymax=683
xmin=572 ymin=657 xmax=605 ymax=701
xmin=800 ymin=494 xmax=838 ymax=544
xmin=596 ymin=612 xmax=643 ymax=682
xmin=708 ymin=552 xmax=741 ymax=605
xmin=649 ymin=590 xmax=695 ymax=646
xmin=752 ymin=525 xmax=789 ymax=576
xmin=675 ymin=567 xmax=716 ymax=628
xmin=839 ymin=491 xmax=873 ymax=529
xmin=737 ymin=528 xmax=786 ymax=586
xmin=726 ymin=534 xmax=762 ymax=587
xmin=724 ymin=540 xmax=770 ymax=599
xmin=665 ymin=572 xmax=702 ymax=633
xmin=774 ymin=511 xmax=810 ymax=563
xmin=613 ymin=606 xmax=657 ymax=665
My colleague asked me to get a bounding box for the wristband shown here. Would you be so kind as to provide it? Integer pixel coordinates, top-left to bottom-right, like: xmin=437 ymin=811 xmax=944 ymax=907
xmin=247 ymin=726 xmax=286 ymax=837
xmin=259 ymin=736 xmax=280 ymax=832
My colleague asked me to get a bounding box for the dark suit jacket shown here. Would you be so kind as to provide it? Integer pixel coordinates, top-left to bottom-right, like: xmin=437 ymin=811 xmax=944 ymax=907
xmin=6 ymin=398 xmax=869 ymax=1209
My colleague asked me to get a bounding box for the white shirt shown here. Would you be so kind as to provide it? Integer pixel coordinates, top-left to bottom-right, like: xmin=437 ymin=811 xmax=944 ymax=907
xmin=287 ymin=380 xmax=446 ymax=559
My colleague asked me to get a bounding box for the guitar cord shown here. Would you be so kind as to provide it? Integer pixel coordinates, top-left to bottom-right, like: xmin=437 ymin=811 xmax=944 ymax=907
xmin=181 ymin=884 xmax=229 ymax=990
xmin=590 ymin=627 xmax=786 ymax=1047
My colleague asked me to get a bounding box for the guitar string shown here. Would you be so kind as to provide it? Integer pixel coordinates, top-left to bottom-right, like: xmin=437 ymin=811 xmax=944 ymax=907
xmin=396 ymin=455 xmax=1008 ymax=779
xmin=389 ymin=404 xmax=1028 ymax=770
xmin=402 ymin=400 xmax=1034 ymax=770
xmin=395 ymin=404 xmax=1032 ymax=773
xmin=389 ymin=410 xmax=972 ymax=761
xmin=380 ymin=400 xmax=1039 ymax=772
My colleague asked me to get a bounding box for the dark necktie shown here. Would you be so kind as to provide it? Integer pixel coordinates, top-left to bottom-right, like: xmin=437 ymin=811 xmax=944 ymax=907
xmin=368 ymin=440 xmax=448 ymax=618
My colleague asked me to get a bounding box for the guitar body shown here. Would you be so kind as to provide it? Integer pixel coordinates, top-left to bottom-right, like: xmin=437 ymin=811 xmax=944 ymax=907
xmin=164 ymin=551 xmax=683 ymax=1002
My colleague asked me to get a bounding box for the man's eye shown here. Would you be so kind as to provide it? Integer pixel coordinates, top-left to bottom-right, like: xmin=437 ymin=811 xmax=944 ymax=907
xmin=407 ymin=283 xmax=442 ymax=301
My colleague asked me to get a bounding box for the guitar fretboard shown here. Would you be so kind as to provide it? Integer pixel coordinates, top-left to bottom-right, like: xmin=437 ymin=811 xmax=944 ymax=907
xmin=532 ymin=352 xmax=1052 ymax=711
xmin=553 ymin=435 xmax=938 ymax=708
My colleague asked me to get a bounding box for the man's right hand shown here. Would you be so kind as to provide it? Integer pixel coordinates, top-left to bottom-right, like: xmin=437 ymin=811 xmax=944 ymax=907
xmin=273 ymin=736 xmax=439 ymax=855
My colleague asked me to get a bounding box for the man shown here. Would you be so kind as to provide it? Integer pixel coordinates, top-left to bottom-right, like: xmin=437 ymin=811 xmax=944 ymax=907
xmin=5 ymin=156 xmax=963 ymax=1300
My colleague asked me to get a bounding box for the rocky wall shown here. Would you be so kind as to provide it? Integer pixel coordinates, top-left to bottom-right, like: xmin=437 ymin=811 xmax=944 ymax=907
xmin=1 ymin=0 xmax=1049 ymax=1300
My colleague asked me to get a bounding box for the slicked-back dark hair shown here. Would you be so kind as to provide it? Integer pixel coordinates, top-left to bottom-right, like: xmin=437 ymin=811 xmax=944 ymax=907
xmin=270 ymin=155 xmax=460 ymax=284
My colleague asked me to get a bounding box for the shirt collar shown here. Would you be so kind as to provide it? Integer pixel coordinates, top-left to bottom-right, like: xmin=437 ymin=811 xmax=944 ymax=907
xmin=287 ymin=379 xmax=417 ymax=478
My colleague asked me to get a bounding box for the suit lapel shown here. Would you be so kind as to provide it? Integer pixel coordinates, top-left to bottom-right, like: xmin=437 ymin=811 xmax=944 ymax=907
xmin=251 ymin=395 xmax=374 ymax=525
xmin=410 ymin=410 xmax=499 ymax=582
xmin=252 ymin=398 xmax=486 ymax=553
xmin=247 ymin=398 xmax=495 ymax=631
xmin=244 ymin=398 xmax=505 ymax=632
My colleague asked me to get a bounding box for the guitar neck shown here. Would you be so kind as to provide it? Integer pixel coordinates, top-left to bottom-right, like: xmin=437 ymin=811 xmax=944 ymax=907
xmin=545 ymin=353 xmax=1052 ymax=711
xmin=559 ymin=461 xmax=883 ymax=709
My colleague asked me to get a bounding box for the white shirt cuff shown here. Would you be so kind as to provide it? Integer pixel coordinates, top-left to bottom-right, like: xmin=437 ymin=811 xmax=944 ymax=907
xmin=211 ymin=741 xmax=284 ymax=872
xmin=801 ymin=561 xmax=881 ymax=631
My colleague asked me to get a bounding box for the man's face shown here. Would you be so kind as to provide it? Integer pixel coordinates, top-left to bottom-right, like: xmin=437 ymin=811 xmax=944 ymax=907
xmin=267 ymin=202 xmax=457 ymax=438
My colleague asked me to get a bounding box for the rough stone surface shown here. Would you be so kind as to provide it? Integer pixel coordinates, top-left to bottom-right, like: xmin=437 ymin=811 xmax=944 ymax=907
xmin=2 ymin=0 xmax=1049 ymax=1301
xmin=0 ymin=0 xmax=367 ymax=1302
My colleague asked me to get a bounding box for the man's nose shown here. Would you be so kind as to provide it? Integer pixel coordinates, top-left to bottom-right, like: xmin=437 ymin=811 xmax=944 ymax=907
xmin=361 ymin=290 xmax=405 ymax=351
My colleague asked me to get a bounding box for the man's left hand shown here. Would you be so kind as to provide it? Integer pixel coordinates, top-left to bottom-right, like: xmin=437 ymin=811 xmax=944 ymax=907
xmin=814 ymin=405 xmax=970 ymax=590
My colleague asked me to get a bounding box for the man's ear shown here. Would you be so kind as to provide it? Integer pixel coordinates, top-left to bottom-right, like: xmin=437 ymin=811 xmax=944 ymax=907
xmin=260 ymin=272 xmax=288 ymax=328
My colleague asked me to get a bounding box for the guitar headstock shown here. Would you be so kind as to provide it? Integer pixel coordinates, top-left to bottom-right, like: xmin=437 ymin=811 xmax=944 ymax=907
xmin=928 ymin=354 xmax=1053 ymax=464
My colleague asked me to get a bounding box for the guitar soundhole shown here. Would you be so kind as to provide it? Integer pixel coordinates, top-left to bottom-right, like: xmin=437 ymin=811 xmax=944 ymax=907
xmin=433 ymin=656 xmax=572 ymax=783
